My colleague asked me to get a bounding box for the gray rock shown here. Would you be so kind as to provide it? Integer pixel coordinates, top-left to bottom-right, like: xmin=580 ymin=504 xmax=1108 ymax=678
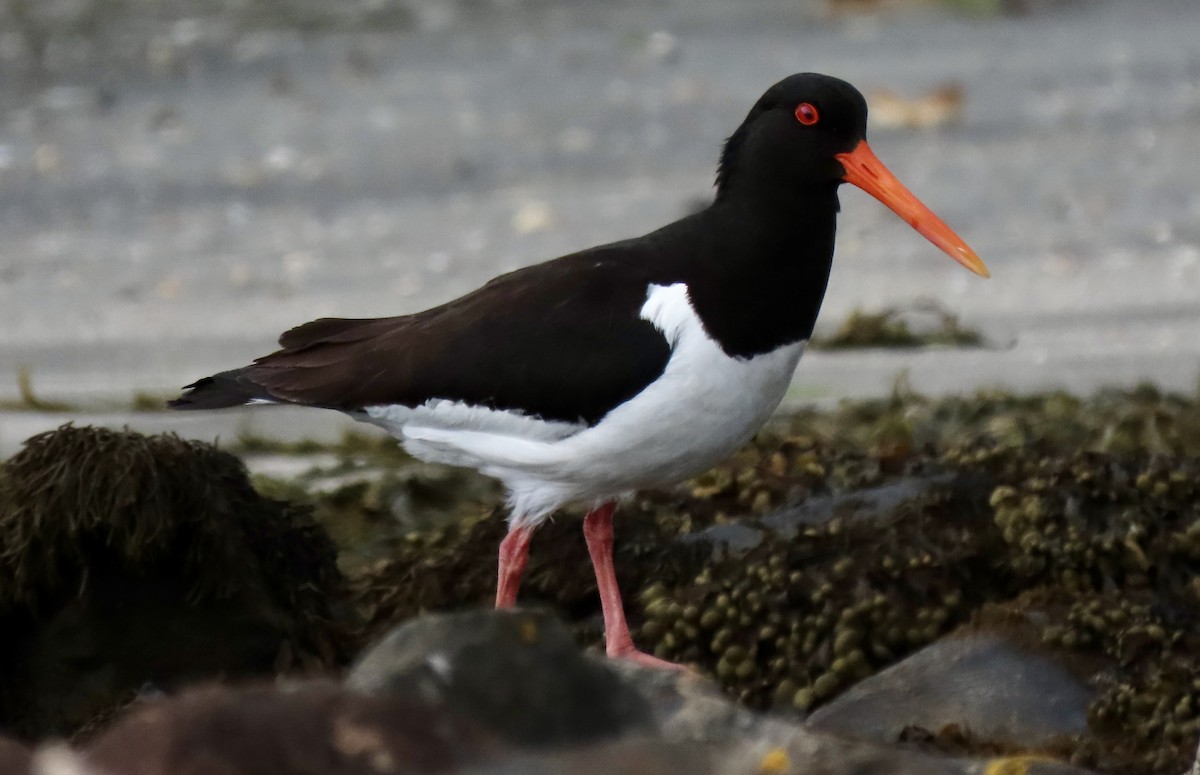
xmin=807 ymin=632 xmax=1093 ymax=748
xmin=604 ymin=659 xmax=800 ymax=744
xmin=759 ymin=475 xmax=954 ymax=538
xmin=347 ymin=608 xmax=656 ymax=747
xmin=608 ymin=659 xmax=1095 ymax=775
xmin=466 ymin=738 xmax=719 ymax=775
xmin=682 ymin=474 xmax=956 ymax=553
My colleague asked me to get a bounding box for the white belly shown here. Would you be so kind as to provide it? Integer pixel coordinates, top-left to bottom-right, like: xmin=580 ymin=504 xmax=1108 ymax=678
xmin=358 ymin=283 xmax=805 ymax=527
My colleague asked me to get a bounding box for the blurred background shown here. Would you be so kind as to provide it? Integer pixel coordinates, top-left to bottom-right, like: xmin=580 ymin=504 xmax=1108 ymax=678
xmin=0 ymin=0 xmax=1198 ymax=452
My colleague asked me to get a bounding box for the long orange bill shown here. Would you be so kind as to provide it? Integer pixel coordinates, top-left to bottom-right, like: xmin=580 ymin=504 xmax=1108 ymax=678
xmin=835 ymin=140 xmax=990 ymax=278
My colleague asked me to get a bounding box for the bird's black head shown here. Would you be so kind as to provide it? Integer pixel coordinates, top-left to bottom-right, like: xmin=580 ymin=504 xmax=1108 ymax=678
xmin=716 ymin=72 xmax=990 ymax=278
xmin=716 ymin=73 xmax=868 ymax=199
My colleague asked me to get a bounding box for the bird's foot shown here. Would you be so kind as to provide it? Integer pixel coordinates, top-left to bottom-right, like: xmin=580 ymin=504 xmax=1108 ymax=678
xmin=608 ymin=643 xmax=691 ymax=672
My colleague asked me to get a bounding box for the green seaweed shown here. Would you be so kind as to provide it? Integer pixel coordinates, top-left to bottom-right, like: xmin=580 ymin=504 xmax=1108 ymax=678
xmin=811 ymin=301 xmax=985 ymax=351
xmin=232 ymin=428 xmax=412 ymax=461
xmin=0 ymin=366 xmax=75 ymax=412
xmin=129 ymin=390 xmax=172 ymax=412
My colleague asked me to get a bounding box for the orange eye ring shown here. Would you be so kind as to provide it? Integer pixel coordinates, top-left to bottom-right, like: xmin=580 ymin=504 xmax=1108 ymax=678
xmin=795 ymin=103 xmax=819 ymax=126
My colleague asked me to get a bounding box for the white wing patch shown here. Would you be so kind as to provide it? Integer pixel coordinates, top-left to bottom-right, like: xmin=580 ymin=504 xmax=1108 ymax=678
xmin=361 ymin=399 xmax=585 ymax=468
xmin=639 ymin=282 xmax=691 ymax=348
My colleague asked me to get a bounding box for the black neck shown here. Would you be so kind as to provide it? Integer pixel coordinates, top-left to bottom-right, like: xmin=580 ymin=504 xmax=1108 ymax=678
xmin=680 ymin=185 xmax=840 ymax=358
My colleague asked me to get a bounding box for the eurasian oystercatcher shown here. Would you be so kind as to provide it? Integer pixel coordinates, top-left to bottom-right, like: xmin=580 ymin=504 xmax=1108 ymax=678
xmin=171 ymin=73 xmax=988 ymax=669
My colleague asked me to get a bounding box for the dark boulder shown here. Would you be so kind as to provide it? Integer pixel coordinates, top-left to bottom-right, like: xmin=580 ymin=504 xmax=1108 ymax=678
xmin=347 ymin=608 xmax=656 ymax=747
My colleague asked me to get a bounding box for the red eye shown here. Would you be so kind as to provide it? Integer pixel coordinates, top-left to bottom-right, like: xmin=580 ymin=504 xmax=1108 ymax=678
xmin=795 ymin=102 xmax=819 ymax=126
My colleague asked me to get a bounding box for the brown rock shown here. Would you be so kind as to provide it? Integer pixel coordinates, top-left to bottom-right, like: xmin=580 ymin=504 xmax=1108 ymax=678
xmin=0 ymin=734 xmax=32 ymax=774
xmin=84 ymin=681 xmax=501 ymax=775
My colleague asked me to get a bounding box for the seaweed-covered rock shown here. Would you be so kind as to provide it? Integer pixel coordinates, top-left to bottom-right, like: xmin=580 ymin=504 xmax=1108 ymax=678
xmin=0 ymin=425 xmax=346 ymax=739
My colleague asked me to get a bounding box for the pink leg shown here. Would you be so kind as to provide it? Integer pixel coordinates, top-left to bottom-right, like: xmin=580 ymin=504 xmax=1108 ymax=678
xmin=496 ymin=524 xmax=533 ymax=608
xmin=583 ymin=502 xmax=686 ymax=670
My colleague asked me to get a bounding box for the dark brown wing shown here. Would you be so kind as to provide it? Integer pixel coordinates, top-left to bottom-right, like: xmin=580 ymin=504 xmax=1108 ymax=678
xmin=170 ymin=247 xmax=673 ymax=426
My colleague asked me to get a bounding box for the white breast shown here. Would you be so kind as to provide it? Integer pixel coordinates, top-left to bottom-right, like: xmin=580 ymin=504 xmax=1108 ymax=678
xmin=357 ymin=282 xmax=805 ymax=527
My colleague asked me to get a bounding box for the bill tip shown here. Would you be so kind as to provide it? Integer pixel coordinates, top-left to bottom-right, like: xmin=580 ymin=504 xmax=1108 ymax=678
xmin=959 ymin=247 xmax=991 ymax=278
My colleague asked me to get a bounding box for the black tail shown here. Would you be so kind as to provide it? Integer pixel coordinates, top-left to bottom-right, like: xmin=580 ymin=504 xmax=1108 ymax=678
xmin=169 ymin=316 xmax=390 ymax=411
xmin=168 ymin=368 xmax=274 ymax=410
